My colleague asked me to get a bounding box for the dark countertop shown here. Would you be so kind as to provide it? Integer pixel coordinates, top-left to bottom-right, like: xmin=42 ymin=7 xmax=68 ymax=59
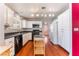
xmin=4 ymin=28 xmax=42 ymax=39
xmin=5 ymin=32 xmax=22 ymax=39
xmin=5 ymin=28 xmax=42 ymax=34
xmin=5 ymin=28 xmax=33 ymax=34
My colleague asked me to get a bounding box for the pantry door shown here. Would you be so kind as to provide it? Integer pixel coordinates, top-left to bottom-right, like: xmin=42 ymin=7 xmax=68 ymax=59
xmin=72 ymin=3 xmax=79 ymax=56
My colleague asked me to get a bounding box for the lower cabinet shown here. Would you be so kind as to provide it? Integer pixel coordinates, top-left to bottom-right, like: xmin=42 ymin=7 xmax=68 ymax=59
xmin=23 ymin=32 xmax=32 ymax=46
xmin=23 ymin=33 xmax=28 ymax=46
xmin=5 ymin=37 xmax=15 ymax=56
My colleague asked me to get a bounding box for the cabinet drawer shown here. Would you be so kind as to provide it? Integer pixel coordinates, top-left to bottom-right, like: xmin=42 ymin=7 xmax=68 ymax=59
xmin=5 ymin=37 xmax=14 ymax=45
xmin=5 ymin=37 xmax=15 ymax=56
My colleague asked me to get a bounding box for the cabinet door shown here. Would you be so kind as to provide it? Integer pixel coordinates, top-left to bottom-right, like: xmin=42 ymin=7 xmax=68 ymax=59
xmin=23 ymin=33 xmax=32 ymax=46
xmin=23 ymin=34 xmax=27 ymax=45
xmin=21 ymin=20 xmax=27 ymax=28
xmin=5 ymin=6 xmax=14 ymax=27
xmin=23 ymin=33 xmax=29 ymax=46
xmin=27 ymin=33 xmax=32 ymax=40
xmin=5 ymin=37 xmax=15 ymax=56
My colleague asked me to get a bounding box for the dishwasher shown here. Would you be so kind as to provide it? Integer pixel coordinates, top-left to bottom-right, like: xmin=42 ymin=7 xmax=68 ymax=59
xmin=14 ymin=34 xmax=23 ymax=55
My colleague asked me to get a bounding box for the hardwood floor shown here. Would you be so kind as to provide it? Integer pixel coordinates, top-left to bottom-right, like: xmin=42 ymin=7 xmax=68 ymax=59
xmin=45 ymin=41 xmax=69 ymax=56
xmin=16 ymin=40 xmax=69 ymax=56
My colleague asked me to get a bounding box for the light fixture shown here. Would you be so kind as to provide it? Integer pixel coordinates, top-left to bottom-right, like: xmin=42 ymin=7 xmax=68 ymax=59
xmin=44 ymin=14 xmax=47 ymax=17
xmin=49 ymin=14 xmax=52 ymax=17
xmin=36 ymin=14 xmax=39 ymax=17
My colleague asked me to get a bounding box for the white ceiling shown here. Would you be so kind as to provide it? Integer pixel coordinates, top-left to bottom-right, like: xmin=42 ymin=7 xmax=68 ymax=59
xmin=6 ymin=3 xmax=69 ymax=20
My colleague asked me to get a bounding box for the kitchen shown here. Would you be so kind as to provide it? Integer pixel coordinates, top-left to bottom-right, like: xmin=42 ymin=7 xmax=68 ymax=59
xmin=0 ymin=3 xmax=72 ymax=56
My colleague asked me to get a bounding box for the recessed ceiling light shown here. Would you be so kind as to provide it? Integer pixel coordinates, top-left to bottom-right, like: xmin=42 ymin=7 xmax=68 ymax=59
xmin=49 ymin=14 xmax=52 ymax=17
xmin=44 ymin=14 xmax=47 ymax=17
xmin=36 ymin=14 xmax=39 ymax=17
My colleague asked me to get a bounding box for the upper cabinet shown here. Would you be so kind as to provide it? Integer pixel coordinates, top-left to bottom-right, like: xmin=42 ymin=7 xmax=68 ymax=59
xmin=4 ymin=5 xmax=22 ymax=30
xmin=0 ymin=4 xmax=5 ymax=45
xmin=26 ymin=21 xmax=42 ymax=28
xmin=7 ymin=6 xmax=14 ymax=27
xmin=21 ymin=19 xmax=27 ymax=28
xmin=12 ymin=13 xmax=22 ymax=29
xmin=4 ymin=6 xmax=14 ymax=28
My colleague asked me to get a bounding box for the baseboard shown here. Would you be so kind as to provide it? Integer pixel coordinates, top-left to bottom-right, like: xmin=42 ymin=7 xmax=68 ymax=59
xmin=57 ymin=45 xmax=69 ymax=55
xmin=50 ymin=41 xmax=69 ymax=55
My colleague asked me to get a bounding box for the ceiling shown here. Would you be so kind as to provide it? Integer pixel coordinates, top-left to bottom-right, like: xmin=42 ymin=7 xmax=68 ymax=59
xmin=6 ymin=3 xmax=69 ymax=20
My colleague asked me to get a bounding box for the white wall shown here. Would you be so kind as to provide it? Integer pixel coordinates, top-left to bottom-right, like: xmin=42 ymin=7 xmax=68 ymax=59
xmin=0 ymin=4 xmax=5 ymax=45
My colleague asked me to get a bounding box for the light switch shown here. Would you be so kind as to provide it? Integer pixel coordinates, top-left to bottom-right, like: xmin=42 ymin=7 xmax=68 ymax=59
xmin=74 ymin=28 xmax=79 ymax=31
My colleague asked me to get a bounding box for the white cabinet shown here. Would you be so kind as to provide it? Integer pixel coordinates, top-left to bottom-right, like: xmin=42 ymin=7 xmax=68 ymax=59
xmin=5 ymin=37 xmax=15 ymax=56
xmin=26 ymin=21 xmax=42 ymax=28
xmin=58 ymin=9 xmax=72 ymax=54
xmin=13 ymin=13 xmax=22 ymax=29
xmin=50 ymin=9 xmax=72 ymax=55
xmin=23 ymin=32 xmax=32 ymax=46
xmin=23 ymin=33 xmax=28 ymax=46
xmin=4 ymin=5 xmax=22 ymax=29
xmin=21 ymin=20 xmax=27 ymax=28
xmin=27 ymin=33 xmax=32 ymax=40
xmin=4 ymin=6 xmax=14 ymax=27
xmin=0 ymin=4 xmax=5 ymax=45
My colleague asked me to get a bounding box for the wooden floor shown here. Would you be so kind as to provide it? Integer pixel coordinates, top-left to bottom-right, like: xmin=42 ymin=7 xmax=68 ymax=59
xmin=16 ymin=40 xmax=69 ymax=56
